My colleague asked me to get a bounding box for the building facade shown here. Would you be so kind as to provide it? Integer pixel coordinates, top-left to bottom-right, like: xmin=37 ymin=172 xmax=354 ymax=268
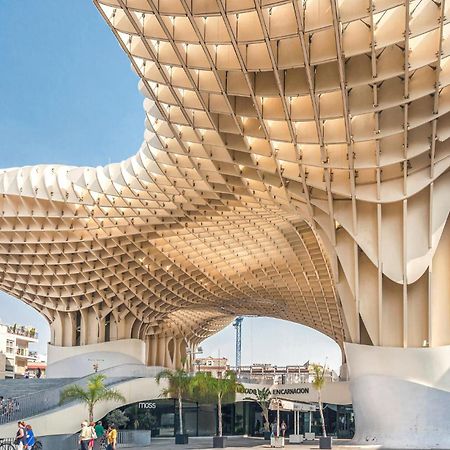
xmin=0 ymin=324 xmax=39 ymax=379
xmin=193 ymin=356 xmax=229 ymax=378
xmin=234 ymin=363 xmax=338 ymax=385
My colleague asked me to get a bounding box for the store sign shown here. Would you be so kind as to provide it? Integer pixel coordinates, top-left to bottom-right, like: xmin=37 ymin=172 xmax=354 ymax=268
xmin=138 ymin=402 xmax=157 ymax=409
xmin=272 ymin=387 xmax=309 ymax=395
xmin=243 ymin=387 xmax=309 ymax=396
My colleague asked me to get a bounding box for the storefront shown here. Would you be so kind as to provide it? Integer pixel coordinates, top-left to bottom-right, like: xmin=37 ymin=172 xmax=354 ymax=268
xmin=103 ymin=399 xmax=354 ymax=439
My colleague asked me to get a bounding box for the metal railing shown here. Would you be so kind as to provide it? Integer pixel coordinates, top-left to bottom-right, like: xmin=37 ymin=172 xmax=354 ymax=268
xmin=236 ymin=373 xmax=338 ymax=385
xmin=0 ymin=364 xmax=164 ymax=425
xmin=7 ymin=327 xmax=38 ymax=339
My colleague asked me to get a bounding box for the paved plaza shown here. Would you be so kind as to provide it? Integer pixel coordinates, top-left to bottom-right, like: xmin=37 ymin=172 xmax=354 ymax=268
xmin=126 ymin=437 xmax=367 ymax=450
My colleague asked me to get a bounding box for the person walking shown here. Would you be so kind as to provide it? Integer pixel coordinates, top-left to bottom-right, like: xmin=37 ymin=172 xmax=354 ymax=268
xmin=14 ymin=421 xmax=26 ymax=450
xmin=280 ymin=420 xmax=287 ymax=437
xmin=94 ymin=421 xmax=105 ymax=449
xmin=79 ymin=421 xmax=92 ymax=450
xmin=88 ymin=422 xmax=97 ymax=449
xmin=25 ymin=424 xmax=35 ymax=450
xmin=106 ymin=424 xmax=117 ymax=450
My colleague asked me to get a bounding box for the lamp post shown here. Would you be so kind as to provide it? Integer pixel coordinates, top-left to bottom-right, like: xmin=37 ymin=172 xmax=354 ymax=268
xmin=88 ymin=358 xmax=104 ymax=373
xmin=185 ymin=346 xmax=203 ymax=372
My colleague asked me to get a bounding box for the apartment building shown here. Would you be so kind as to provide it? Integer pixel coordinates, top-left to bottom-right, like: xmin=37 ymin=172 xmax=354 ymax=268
xmin=0 ymin=323 xmax=39 ymax=379
xmin=193 ymin=356 xmax=229 ymax=378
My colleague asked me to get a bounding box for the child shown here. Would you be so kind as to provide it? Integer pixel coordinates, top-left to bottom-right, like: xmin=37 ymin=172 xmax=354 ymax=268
xmin=25 ymin=424 xmax=35 ymax=450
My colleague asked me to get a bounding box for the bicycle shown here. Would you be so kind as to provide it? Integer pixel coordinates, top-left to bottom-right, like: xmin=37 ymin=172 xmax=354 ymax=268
xmin=99 ymin=436 xmax=107 ymax=449
xmin=32 ymin=440 xmax=43 ymax=450
xmin=0 ymin=438 xmax=15 ymax=450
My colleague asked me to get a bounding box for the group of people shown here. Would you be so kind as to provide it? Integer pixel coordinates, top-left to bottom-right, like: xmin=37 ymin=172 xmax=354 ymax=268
xmin=79 ymin=421 xmax=117 ymax=450
xmin=271 ymin=420 xmax=287 ymax=437
xmin=1 ymin=397 xmax=19 ymax=421
xmin=14 ymin=421 xmax=35 ymax=450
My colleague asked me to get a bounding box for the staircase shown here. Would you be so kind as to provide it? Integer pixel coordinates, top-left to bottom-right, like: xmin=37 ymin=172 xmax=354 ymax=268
xmin=0 ymin=378 xmax=78 ymax=399
xmin=0 ymin=364 xmax=163 ymax=425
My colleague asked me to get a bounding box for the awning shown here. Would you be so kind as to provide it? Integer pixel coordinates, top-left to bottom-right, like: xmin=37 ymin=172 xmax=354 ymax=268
xmin=269 ymin=399 xmax=316 ymax=412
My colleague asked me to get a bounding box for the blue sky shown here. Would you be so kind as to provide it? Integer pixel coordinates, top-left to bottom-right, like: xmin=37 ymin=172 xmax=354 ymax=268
xmin=0 ymin=2 xmax=342 ymax=370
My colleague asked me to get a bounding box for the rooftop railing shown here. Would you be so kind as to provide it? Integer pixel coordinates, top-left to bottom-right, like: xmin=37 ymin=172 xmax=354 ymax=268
xmin=6 ymin=326 xmax=38 ymax=339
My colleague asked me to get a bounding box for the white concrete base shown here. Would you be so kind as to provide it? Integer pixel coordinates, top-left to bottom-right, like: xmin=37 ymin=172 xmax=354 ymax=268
xmin=346 ymin=343 xmax=450 ymax=449
xmin=289 ymin=434 xmax=304 ymax=443
xmin=270 ymin=436 xmax=285 ymax=448
xmin=47 ymin=339 xmax=146 ymax=378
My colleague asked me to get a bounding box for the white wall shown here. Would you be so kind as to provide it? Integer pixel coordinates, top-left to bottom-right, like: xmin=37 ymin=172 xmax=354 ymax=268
xmin=46 ymin=339 xmax=146 ymax=378
xmin=346 ymin=343 xmax=450 ymax=448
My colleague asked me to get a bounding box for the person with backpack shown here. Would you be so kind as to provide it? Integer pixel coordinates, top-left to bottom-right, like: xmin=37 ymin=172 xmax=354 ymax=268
xmin=25 ymin=424 xmax=35 ymax=450
xmin=88 ymin=422 xmax=97 ymax=449
xmin=79 ymin=421 xmax=92 ymax=450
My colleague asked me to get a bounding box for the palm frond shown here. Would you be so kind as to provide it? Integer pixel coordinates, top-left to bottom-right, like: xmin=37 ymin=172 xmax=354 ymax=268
xmin=156 ymin=368 xmax=191 ymax=399
xmin=60 ymin=384 xmax=89 ymax=405
xmin=98 ymin=388 xmax=126 ymax=404
xmin=311 ymin=363 xmax=326 ymax=391
xmin=155 ymin=369 xmax=174 ymax=384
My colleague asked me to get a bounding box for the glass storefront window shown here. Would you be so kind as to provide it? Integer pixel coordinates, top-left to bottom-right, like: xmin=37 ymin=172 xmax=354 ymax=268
xmin=101 ymin=400 xmax=354 ymax=439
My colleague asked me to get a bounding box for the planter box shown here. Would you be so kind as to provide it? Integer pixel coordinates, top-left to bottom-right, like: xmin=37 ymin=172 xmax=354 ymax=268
xmin=319 ymin=436 xmax=332 ymax=449
xmin=289 ymin=434 xmax=304 ymax=444
xmin=263 ymin=431 xmax=271 ymax=440
xmin=175 ymin=434 xmax=189 ymax=444
xmin=213 ymin=436 xmax=227 ymax=448
xmin=270 ymin=436 xmax=285 ymax=448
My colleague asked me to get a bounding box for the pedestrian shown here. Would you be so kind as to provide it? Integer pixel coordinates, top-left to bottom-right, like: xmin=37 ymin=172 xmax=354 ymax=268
xmin=79 ymin=421 xmax=92 ymax=450
xmin=271 ymin=420 xmax=278 ymax=437
xmin=280 ymin=420 xmax=287 ymax=437
xmin=25 ymin=424 xmax=35 ymax=450
xmin=106 ymin=424 xmax=117 ymax=450
xmin=270 ymin=420 xmax=278 ymax=448
xmin=14 ymin=421 xmax=26 ymax=450
xmin=94 ymin=421 xmax=105 ymax=449
xmin=88 ymin=421 xmax=97 ymax=449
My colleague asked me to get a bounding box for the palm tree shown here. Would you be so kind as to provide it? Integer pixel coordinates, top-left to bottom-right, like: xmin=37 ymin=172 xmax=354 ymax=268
xmin=156 ymin=368 xmax=192 ymax=436
xmin=60 ymin=374 xmax=126 ymax=422
xmin=190 ymin=371 xmax=243 ymax=437
xmin=311 ymin=363 xmax=327 ymax=437
xmin=244 ymin=388 xmax=271 ymax=433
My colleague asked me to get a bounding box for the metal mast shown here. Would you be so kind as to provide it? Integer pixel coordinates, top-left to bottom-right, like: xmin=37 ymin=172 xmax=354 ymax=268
xmin=232 ymin=316 xmax=244 ymax=368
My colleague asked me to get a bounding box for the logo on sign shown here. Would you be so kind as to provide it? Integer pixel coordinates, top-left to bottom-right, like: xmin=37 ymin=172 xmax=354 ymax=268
xmin=138 ymin=402 xmax=157 ymax=409
xmin=243 ymin=387 xmax=309 ymax=396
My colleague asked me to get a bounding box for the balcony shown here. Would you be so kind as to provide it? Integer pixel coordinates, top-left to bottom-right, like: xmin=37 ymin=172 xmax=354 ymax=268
xmin=15 ymin=348 xmax=38 ymax=360
xmin=7 ymin=325 xmax=38 ymax=340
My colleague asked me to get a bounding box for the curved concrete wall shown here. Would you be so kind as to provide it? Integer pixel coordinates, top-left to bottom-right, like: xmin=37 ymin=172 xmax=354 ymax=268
xmin=0 ymin=377 xmax=166 ymax=438
xmin=346 ymin=343 xmax=450 ymax=448
xmin=47 ymin=339 xmax=146 ymax=378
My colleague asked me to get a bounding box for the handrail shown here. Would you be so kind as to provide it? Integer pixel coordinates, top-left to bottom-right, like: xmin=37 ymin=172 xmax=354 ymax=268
xmin=0 ymin=364 xmax=165 ymax=425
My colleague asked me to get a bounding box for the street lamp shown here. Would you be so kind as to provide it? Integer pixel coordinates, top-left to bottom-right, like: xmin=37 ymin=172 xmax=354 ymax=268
xmin=185 ymin=346 xmax=203 ymax=372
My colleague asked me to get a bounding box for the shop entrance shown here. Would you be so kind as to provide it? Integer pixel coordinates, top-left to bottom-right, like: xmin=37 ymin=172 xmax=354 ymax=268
xmin=103 ymin=399 xmax=353 ymax=439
